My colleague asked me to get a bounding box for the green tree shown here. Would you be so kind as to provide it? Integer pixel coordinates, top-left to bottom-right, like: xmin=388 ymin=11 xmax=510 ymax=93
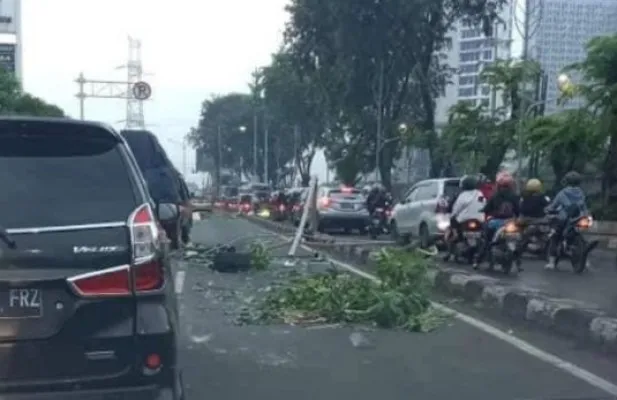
xmin=525 ymin=109 xmax=603 ymax=188
xmin=283 ymin=0 xmax=510 ymax=185
xmin=564 ymin=34 xmax=617 ymax=205
xmin=442 ymin=59 xmax=541 ymax=177
xmin=0 ymin=69 xmax=64 ymax=116
xmin=189 ymin=93 xmax=295 ymax=186
xmin=259 ymin=49 xmax=325 ymax=186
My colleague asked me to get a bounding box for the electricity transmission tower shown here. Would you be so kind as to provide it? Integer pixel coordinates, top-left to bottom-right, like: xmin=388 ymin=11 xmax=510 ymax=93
xmin=75 ymin=36 xmax=151 ymax=128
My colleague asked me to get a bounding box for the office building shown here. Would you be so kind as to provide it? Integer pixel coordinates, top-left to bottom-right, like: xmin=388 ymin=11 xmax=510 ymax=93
xmin=529 ymin=0 xmax=617 ymax=114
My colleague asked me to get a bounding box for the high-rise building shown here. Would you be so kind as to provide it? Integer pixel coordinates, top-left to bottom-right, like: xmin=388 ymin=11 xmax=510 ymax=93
xmin=529 ymin=0 xmax=617 ymax=115
xmin=435 ymin=5 xmax=515 ymax=126
xmin=0 ymin=0 xmax=21 ymax=83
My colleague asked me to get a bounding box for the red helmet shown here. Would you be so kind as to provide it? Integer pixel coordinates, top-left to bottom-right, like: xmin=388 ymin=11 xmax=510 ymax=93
xmin=495 ymin=171 xmax=514 ymax=188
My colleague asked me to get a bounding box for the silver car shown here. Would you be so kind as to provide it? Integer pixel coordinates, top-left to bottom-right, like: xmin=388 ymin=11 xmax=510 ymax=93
xmin=390 ymin=178 xmax=461 ymax=248
xmin=316 ymin=186 xmax=370 ymax=233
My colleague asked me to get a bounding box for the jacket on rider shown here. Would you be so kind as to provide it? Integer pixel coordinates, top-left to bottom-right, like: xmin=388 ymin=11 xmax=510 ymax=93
xmin=483 ymin=188 xmax=520 ymax=220
xmin=547 ymin=186 xmax=588 ymax=220
xmin=366 ymin=188 xmax=387 ymax=213
xmin=520 ymin=192 xmax=549 ymax=218
xmin=451 ymin=189 xmax=485 ymax=223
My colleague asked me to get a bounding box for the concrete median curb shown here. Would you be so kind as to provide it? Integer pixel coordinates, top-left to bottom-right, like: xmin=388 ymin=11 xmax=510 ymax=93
xmin=236 ymin=213 xmax=617 ymax=354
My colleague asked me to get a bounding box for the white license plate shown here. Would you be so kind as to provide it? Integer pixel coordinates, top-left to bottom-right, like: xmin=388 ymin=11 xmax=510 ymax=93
xmin=506 ymin=241 xmax=517 ymax=251
xmin=0 ymin=288 xmax=43 ymax=319
xmin=467 ymin=238 xmax=476 ymax=246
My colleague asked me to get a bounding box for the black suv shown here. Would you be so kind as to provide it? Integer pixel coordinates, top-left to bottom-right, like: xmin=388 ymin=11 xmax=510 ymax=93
xmin=120 ymin=129 xmax=190 ymax=249
xmin=0 ymin=118 xmax=183 ymax=399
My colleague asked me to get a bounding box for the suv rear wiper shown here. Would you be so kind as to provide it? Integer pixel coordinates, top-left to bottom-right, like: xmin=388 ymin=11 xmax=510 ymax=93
xmin=0 ymin=226 xmax=16 ymax=249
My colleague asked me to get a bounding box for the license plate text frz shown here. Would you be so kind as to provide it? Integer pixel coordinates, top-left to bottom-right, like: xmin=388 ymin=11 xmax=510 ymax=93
xmin=0 ymin=289 xmax=43 ymax=318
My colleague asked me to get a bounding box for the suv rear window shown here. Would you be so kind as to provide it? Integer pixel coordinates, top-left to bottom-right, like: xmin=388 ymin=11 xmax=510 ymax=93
xmin=443 ymin=179 xmax=461 ymax=199
xmin=0 ymin=133 xmax=137 ymax=229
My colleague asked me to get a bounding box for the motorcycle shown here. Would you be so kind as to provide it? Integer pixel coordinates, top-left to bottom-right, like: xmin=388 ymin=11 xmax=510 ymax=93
xmin=488 ymin=219 xmax=522 ymax=274
xmin=520 ymin=218 xmax=551 ymax=260
xmin=368 ymin=207 xmax=391 ymax=239
xmin=452 ymin=218 xmax=483 ymax=264
xmin=548 ymin=214 xmax=598 ymax=274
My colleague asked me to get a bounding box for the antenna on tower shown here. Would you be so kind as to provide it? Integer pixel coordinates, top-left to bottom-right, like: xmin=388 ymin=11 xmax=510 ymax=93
xmin=75 ymin=36 xmax=152 ymax=126
xmin=124 ymin=36 xmax=145 ymax=128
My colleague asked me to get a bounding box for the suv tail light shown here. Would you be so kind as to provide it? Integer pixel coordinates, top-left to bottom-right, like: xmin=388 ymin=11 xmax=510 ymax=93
xmin=68 ymin=204 xmax=164 ymax=297
xmin=319 ymin=197 xmax=331 ymax=208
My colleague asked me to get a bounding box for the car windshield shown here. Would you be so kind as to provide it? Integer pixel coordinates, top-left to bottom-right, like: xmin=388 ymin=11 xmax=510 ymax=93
xmin=0 ymin=132 xmax=136 ymax=228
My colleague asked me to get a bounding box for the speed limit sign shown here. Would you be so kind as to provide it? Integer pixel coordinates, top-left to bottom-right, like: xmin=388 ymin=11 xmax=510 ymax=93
xmin=132 ymin=81 xmax=152 ymax=100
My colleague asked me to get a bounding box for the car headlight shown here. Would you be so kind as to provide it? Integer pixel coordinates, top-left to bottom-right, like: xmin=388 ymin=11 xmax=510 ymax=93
xmin=437 ymin=220 xmax=450 ymax=230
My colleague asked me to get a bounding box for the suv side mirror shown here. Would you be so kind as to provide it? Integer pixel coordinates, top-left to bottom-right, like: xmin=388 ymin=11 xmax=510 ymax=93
xmin=156 ymin=203 xmax=180 ymax=223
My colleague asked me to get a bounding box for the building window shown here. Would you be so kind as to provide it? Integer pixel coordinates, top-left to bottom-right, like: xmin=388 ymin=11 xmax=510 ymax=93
xmin=458 ymin=87 xmax=475 ymax=97
xmin=460 ymin=40 xmax=484 ymax=51
xmin=480 ymin=99 xmax=490 ymax=107
xmin=459 ymin=75 xmax=476 ymax=86
xmin=459 ymin=64 xmax=479 ymax=74
xmin=483 ymin=50 xmax=492 ymax=60
xmin=460 ymin=52 xmax=480 ymax=62
xmin=481 ymin=86 xmax=491 ymax=95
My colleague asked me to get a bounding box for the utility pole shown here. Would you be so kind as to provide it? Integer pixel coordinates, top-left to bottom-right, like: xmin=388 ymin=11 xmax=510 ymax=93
xmin=216 ymin=125 xmax=222 ymax=197
xmin=293 ymin=125 xmax=299 ymax=184
xmin=253 ymin=110 xmax=258 ymax=180
xmin=375 ymin=59 xmax=384 ymax=182
xmin=264 ymin=119 xmax=269 ymax=185
xmin=75 ymin=37 xmax=151 ymax=126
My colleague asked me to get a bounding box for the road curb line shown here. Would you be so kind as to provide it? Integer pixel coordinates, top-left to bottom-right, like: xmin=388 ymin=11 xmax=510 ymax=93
xmin=238 ymin=213 xmax=617 ymax=355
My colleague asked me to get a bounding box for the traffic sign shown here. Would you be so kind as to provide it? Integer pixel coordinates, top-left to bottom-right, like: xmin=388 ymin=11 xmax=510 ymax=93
xmin=132 ymin=81 xmax=151 ymax=100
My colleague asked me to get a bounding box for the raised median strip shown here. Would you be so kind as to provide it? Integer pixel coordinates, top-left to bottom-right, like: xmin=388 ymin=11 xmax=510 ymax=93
xmin=237 ymin=213 xmax=617 ymax=355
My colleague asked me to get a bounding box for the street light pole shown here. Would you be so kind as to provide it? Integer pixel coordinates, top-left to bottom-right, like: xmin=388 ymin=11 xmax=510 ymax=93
xmin=216 ymin=124 xmax=222 ymax=197
xmin=375 ymin=59 xmax=384 ymax=182
xmin=253 ymin=110 xmax=258 ymax=180
xmin=264 ymin=120 xmax=269 ymax=185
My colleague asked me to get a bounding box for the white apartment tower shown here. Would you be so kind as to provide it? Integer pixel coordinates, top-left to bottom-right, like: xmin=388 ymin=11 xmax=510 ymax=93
xmin=435 ymin=5 xmax=515 ymax=126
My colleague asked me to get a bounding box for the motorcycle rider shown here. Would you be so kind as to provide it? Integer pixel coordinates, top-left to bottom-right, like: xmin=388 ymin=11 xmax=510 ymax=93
xmin=477 ymin=173 xmax=495 ymax=201
xmin=544 ymin=170 xmax=589 ymax=270
xmin=473 ymin=171 xmax=520 ymax=269
xmin=520 ymin=178 xmax=550 ymax=218
xmin=443 ymin=175 xmax=485 ymax=261
xmin=516 ymin=178 xmax=550 ymax=264
xmin=366 ymin=183 xmax=387 ymax=215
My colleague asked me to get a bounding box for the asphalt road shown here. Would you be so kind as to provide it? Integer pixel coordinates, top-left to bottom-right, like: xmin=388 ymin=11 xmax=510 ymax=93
xmin=174 ymin=213 xmax=617 ymax=400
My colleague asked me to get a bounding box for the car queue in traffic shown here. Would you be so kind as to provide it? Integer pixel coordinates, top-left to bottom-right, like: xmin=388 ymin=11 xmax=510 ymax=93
xmin=216 ymin=170 xmax=597 ymax=277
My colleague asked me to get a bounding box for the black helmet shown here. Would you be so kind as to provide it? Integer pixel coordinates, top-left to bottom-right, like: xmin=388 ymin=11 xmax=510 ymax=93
xmin=476 ymin=173 xmax=490 ymax=184
xmin=563 ymin=171 xmax=582 ymax=186
xmin=460 ymin=175 xmax=478 ymax=190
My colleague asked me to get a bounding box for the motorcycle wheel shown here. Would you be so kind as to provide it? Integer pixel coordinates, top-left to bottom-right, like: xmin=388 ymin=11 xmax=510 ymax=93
xmin=501 ymin=254 xmax=513 ymax=275
xmin=570 ymin=235 xmax=588 ymax=274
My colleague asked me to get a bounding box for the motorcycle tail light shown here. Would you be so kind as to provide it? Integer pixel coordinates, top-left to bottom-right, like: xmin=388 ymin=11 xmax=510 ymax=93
xmin=279 ymin=204 xmax=285 ymax=211
xmin=577 ymin=216 xmax=592 ymax=229
xmin=504 ymin=221 xmax=518 ymax=233
xmin=467 ymin=221 xmax=478 ymax=230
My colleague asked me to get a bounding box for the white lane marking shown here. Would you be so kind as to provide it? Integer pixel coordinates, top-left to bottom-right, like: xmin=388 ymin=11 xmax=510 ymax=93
xmin=193 ymin=212 xmax=201 ymax=221
xmin=174 ymin=270 xmax=186 ymax=294
xmin=259 ymin=224 xmax=617 ymax=396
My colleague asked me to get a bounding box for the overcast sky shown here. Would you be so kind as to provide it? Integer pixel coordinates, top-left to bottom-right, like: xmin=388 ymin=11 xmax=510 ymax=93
xmin=19 ymin=0 xmax=523 ymax=186
xmin=20 ymin=0 xmax=300 ymax=184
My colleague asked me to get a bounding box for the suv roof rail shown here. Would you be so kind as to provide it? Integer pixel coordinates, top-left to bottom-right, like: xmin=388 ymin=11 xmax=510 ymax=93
xmin=0 ymin=116 xmax=122 ymax=141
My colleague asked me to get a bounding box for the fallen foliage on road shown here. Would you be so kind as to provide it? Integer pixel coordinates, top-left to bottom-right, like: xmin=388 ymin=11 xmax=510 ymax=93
xmin=257 ymin=248 xmax=448 ymax=332
xmin=181 ymin=242 xmax=273 ymax=272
